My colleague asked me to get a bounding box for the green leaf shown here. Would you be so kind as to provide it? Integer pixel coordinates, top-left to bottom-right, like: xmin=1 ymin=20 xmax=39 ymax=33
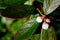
xmin=24 ymin=0 xmax=34 ymax=5
xmin=43 ymin=0 xmax=60 ymax=15
xmin=48 ymin=27 xmax=57 ymax=40
xmin=14 ymin=14 xmax=39 ymax=40
xmin=11 ymin=21 xmax=22 ymax=34
xmin=28 ymin=34 xmax=40 ymax=40
xmin=1 ymin=0 xmax=28 ymax=6
xmin=10 ymin=17 xmax=28 ymax=34
xmin=40 ymin=29 xmax=48 ymax=40
xmin=37 ymin=0 xmax=44 ymax=3
xmin=40 ymin=27 xmax=57 ymax=40
xmin=1 ymin=31 xmax=12 ymax=40
xmin=0 ymin=7 xmax=7 ymax=9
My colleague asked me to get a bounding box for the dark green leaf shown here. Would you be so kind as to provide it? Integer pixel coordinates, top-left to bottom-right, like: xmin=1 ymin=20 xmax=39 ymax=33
xmin=1 ymin=0 xmax=28 ymax=6
xmin=37 ymin=0 xmax=44 ymax=3
xmin=1 ymin=5 xmax=34 ymax=18
xmin=51 ymin=22 xmax=60 ymax=34
xmin=49 ymin=10 xmax=60 ymax=22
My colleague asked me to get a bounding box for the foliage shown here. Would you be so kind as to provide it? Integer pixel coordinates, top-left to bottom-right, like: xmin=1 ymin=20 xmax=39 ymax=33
xmin=0 ymin=0 xmax=60 ymax=40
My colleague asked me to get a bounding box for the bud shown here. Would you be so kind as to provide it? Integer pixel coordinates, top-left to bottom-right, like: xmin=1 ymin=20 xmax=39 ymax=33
xmin=42 ymin=22 xmax=49 ymax=30
xmin=36 ymin=16 xmax=43 ymax=23
xmin=46 ymin=18 xmax=51 ymax=23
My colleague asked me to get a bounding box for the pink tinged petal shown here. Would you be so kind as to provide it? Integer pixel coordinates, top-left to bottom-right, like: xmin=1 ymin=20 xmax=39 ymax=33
xmin=42 ymin=22 xmax=49 ymax=30
xmin=36 ymin=16 xmax=43 ymax=23
xmin=46 ymin=18 xmax=51 ymax=23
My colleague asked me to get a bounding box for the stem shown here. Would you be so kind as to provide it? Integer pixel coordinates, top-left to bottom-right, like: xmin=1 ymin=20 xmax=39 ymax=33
xmin=36 ymin=8 xmax=43 ymax=16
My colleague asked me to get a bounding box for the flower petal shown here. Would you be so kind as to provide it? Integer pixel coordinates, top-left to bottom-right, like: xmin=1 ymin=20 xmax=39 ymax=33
xmin=42 ymin=22 xmax=49 ymax=30
xmin=46 ymin=18 xmax=51 ymax=23
xmin=36 ymin=16 xmax=43 ymax=23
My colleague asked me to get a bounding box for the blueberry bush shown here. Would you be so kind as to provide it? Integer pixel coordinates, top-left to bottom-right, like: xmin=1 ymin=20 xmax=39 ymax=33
xmin=0 ymin=0 xmax=60 ymax=40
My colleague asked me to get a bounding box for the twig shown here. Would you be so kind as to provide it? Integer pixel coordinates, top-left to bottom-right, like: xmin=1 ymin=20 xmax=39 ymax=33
xmin=36 ymin=8 xmax=43 ymax=16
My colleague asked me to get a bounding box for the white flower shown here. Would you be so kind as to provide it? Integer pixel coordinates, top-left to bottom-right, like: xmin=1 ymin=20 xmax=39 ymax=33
xmin=42 ymin=22 xmax=49 ymax=30
xmin=36 ymin=16 xmax=43 ymax=23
